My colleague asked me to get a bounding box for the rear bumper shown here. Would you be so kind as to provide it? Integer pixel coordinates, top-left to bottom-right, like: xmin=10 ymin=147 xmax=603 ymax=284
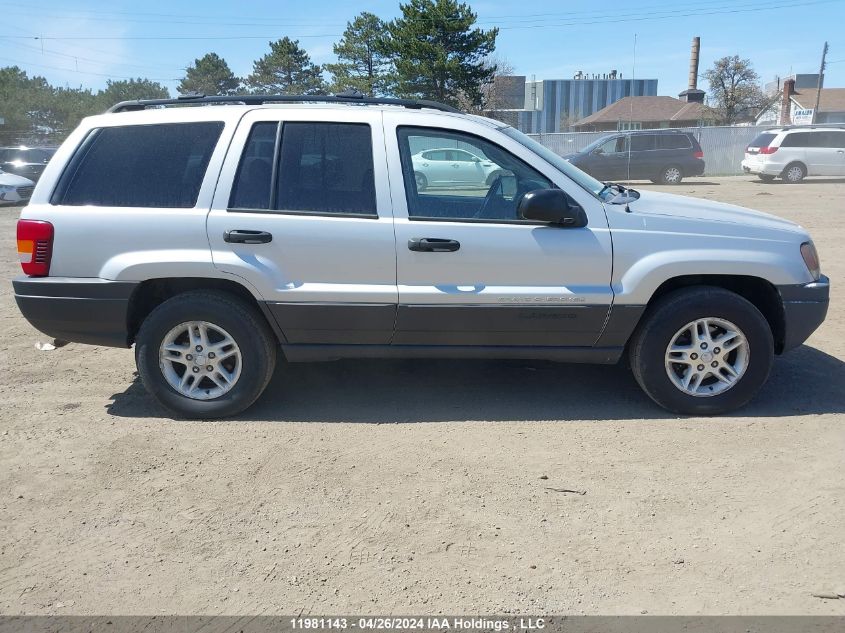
xmin=741 ymin=158 xmax=781 ymax=176
xmin=777 ymin=275 xmax=830 ymax=352
xmin=13 ymin=277 xmax=138 ymax=348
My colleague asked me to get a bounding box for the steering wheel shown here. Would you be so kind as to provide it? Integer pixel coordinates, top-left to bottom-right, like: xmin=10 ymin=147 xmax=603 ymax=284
xmin=473 ymin=174 xmax=504 ymax=219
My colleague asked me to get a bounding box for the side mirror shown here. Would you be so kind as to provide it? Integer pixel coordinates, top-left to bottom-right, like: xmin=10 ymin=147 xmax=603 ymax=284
xmin=472 ymin=156 xmax=481 ymax=162
xmin=592 ymin=148 xmax=603 ymax=155
xmin=518 ymin=189 xmax=588 ymax=228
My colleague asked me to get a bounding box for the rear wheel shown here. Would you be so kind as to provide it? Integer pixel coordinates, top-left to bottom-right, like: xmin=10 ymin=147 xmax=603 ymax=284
xmin=629 ymin=287 xmax=773 ymax=415
xmin=659 ymin=165 xmax=683 ymax=185
xmin=782 ymin=162 xmax=806 ymax=183
xmin=136 ymin=290 xmax=277 ymax=419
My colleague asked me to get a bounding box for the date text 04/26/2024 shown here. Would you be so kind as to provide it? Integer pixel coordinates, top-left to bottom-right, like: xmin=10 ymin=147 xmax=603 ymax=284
xmin=290 ymin=618 xmax=546 ymax=631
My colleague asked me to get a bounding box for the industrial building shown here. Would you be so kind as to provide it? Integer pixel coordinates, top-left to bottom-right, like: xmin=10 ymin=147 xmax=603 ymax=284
xmin=488 ymin=73 xmax=658 ymax=134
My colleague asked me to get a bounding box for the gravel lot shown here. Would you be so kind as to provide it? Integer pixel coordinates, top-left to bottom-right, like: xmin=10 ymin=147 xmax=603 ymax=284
xmin=1 ymin=176 xmax=843 ymax=616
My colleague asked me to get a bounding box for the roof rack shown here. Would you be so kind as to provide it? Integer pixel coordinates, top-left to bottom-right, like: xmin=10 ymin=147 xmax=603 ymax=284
xmin=108 ymin=90 xmax=461 ymax=114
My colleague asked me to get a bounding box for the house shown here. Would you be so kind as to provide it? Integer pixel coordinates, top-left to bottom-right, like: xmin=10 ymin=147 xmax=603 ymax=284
xmin=757 ymin=78 xmax=845 ymax=125
xmin=570 ymin=96 xmax=714 ymax=132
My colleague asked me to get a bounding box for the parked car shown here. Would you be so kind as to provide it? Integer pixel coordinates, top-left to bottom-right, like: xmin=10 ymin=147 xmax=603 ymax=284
xmin=0 ymin=146 xmax=57 ymax=182
xmin=13 ymin=95 xmax=828 ymax=419
xmin=565 ymin=130 xmax=705 ymax=184
xmin=0 ymin=168 xmax=35 ymax=205
xmin=742 ymin=126 xmax=845 ymax=183
xmin=411 ymin=147 xmax=504 ymax=190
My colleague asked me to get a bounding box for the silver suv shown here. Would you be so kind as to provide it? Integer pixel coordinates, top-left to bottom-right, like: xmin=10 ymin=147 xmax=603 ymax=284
xmin=13 ymin=94 xmax=829 ymax=418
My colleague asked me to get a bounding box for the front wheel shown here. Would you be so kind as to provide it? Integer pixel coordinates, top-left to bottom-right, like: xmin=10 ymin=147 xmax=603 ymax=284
xmin=414 ymin=172 xmax=428 ymax=191
xmin=758 ymin=174 xmax=776 ymax=183
xmin=629 ymin=287 xmax=773 ymax=415
xmin=136 ymin=290 xmax=277 ymax=418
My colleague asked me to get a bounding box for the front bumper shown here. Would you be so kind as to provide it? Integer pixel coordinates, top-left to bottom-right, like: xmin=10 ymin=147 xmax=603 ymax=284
xmin=13 ymin=277 xmax=138 ymax=347
xmin=777 ymin=275 xmax=830 ymax=352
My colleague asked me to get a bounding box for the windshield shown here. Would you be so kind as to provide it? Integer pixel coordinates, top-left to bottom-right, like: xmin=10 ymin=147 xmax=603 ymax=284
xmin=580 ymin=134 xmax=617 ymax=155
xmin=500 ymin=126 xmax=606 ymax=198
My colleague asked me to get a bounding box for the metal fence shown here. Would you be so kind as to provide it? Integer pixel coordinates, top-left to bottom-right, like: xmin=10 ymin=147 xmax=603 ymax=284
xmin=529 ymin=125 xmax=770 ymax=176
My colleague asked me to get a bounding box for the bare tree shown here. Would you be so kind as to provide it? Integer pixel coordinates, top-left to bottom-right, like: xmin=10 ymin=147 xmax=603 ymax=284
xmin=704 ymin=55 xmax=766 ymax=124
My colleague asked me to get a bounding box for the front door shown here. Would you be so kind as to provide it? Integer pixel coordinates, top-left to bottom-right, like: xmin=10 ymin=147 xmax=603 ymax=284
xmin=383 ymin=114 xmax=614 ymax=348
xmin=207 ymin=109 xmax=397 ymax=345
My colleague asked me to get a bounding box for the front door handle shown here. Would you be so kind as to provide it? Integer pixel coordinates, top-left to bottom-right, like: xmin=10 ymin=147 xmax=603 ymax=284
xmin=408 ymin=237 xmax=460 ymax=252
xmin=224 ymin=229 xmax=273 ymax=244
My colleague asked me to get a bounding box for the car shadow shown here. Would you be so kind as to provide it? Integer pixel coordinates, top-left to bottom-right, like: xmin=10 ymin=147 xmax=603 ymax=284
xmin=106 ymin=345 xmax=845 ymax=423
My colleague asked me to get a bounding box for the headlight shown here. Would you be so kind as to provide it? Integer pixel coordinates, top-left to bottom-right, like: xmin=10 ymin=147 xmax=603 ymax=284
xmin=800 ymin=241 xmax=821 ymax=281
xmin=0 ymin=185 xmax=14 ymax=193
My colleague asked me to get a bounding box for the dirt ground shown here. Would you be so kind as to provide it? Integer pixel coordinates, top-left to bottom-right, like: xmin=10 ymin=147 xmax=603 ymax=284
xmin=1 ymin=176 xmax=843 ymax=616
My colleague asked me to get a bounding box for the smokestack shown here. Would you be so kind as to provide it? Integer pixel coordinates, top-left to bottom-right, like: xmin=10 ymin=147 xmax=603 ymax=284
xmin=688 ymin=36 xmax=700 ymax=91
xmin=781 ymin=78 xmax=796 ymax=125
xmin=679 ymin=36 xmax=705 ymax=103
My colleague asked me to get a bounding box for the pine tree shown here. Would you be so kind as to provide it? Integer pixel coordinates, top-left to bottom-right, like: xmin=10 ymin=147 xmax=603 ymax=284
xmin=247 ymin=37 xmax=325 ymax=95
xmin=326 ymin=12 xmax=391 ymax=96
xmin=178 ymin=53 xmax=240 ymax=96
xmin=381 ymin=0 xmax=498 ymax=107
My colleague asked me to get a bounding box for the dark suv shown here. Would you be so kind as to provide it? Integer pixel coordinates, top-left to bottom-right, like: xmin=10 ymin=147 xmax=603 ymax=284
xmin=0 ymin=146 xmax=57 ymax=182
xmin=565 ymin=130 xmax=705 ymax=184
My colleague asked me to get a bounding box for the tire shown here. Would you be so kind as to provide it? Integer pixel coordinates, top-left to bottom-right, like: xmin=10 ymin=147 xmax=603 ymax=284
xmin=782 ymin=162 xmax=806 ymax=183
xmin=135 ymin=290 xmax=277 ymax=419
xmin=658 ymin=165 xmax=684 ymax=185
xmin=758 ymin=174 xmax=776 ymax=183
xmin=414 ymin=172 xmax=427 ymax=191
xmin=628 ymin=287 xmax=773 ymax=416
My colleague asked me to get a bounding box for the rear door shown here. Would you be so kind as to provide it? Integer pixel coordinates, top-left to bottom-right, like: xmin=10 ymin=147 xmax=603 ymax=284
xmin=628 ymin=133 xmax=656 ymax=179
xmin=822 ymin=131 xmax=845 ymax=175
xmin=207 ymin=108 xmax=397 ymax=345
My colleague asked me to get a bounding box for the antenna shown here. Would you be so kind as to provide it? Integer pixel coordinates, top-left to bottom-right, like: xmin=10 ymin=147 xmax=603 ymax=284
xmin=627 ymin=33 xmax=637 ymax=183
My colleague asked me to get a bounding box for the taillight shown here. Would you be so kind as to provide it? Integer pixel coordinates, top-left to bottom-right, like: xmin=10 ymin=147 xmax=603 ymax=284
xmin=17 ymin=219 xmax=54 ymax=276
xmin=759 ymin=146 xmax=778 ymax=154
xmin=693 ymin=151 xmax=704 ymax=159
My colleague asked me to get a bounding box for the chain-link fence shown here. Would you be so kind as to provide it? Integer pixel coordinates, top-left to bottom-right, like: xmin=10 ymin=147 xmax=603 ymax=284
xmin=529 ymin=125 xmax=771 ymax=176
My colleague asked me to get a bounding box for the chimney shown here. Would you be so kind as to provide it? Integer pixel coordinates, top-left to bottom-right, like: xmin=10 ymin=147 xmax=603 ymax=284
xmin=689 ymin=36 xmax=700 ymax=90
xmin=780 ymin=78 xmax=796 ymax=125
xmin=678 ymin=36 xmax=706 ymax=103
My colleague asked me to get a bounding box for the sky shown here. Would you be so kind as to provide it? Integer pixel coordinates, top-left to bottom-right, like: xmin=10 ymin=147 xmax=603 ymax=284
xmin=2 ymin=0 xmax=844 ymax=98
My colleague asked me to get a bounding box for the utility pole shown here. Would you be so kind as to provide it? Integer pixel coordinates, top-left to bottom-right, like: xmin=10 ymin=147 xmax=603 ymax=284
xmin=811 ymin=42 xmax=828 ymax=124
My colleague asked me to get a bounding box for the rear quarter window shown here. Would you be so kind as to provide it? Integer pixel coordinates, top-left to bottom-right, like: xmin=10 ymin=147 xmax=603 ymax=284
xmin=779 ymin=132 xmax=813 ymax=148
xmin=52 ymin=122 xmax=224 ymax=208
xmin=657 ymin=134 xmax=692 ymax=150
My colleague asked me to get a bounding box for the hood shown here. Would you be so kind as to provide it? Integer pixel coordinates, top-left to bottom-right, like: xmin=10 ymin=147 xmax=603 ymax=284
xmin=0 ymin=171 xmax=34 ymax=187
xmin=625 ymin=189 xmax=803 ymax=233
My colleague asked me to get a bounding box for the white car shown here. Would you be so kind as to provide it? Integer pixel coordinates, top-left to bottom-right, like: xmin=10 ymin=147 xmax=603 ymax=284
xmin=12 ymin=94 xmax=828 ymax=419
xmin=0 ymin=168 xmax=35 ymax=205
xmin=411 ymin=147 xmax=504 ymax=190
xmin=742 ymin=125 xmax=845 ymax=183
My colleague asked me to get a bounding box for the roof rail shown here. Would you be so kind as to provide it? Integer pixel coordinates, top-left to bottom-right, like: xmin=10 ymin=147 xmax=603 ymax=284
xmin=779 ymin=123 xmax=845 ymax=130
xmin=107 ymin=90 xmax=462 ymax=114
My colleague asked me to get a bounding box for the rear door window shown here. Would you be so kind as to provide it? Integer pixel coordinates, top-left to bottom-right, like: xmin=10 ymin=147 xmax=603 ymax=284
xmin=53 ymin=122 xmax=224 ymax=207
xmin=276 ymin=122 xmax=376 ymax=216
xmin=820 ymin=131 xmax=845 ymax=148
xmin=630 ymin=134 xmax=656 ymax=151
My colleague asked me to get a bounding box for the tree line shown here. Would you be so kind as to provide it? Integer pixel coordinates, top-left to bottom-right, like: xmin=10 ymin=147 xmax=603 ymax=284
xmin=1 ymin=0 xmax=773 ymax=143
xmin=1 ymin=0 xmax=498 ymax=141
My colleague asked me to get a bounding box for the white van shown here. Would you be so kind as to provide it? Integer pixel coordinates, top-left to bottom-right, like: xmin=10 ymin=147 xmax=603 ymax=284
xmin=742 ymin=126 xmax=845 ymax=183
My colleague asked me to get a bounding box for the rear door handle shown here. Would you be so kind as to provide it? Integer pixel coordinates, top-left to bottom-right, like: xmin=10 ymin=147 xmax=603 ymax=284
xmin=408 ymin=237 xmax=460 ymax=252
xmin=224 ymin=229 xmax=273 ymax=244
